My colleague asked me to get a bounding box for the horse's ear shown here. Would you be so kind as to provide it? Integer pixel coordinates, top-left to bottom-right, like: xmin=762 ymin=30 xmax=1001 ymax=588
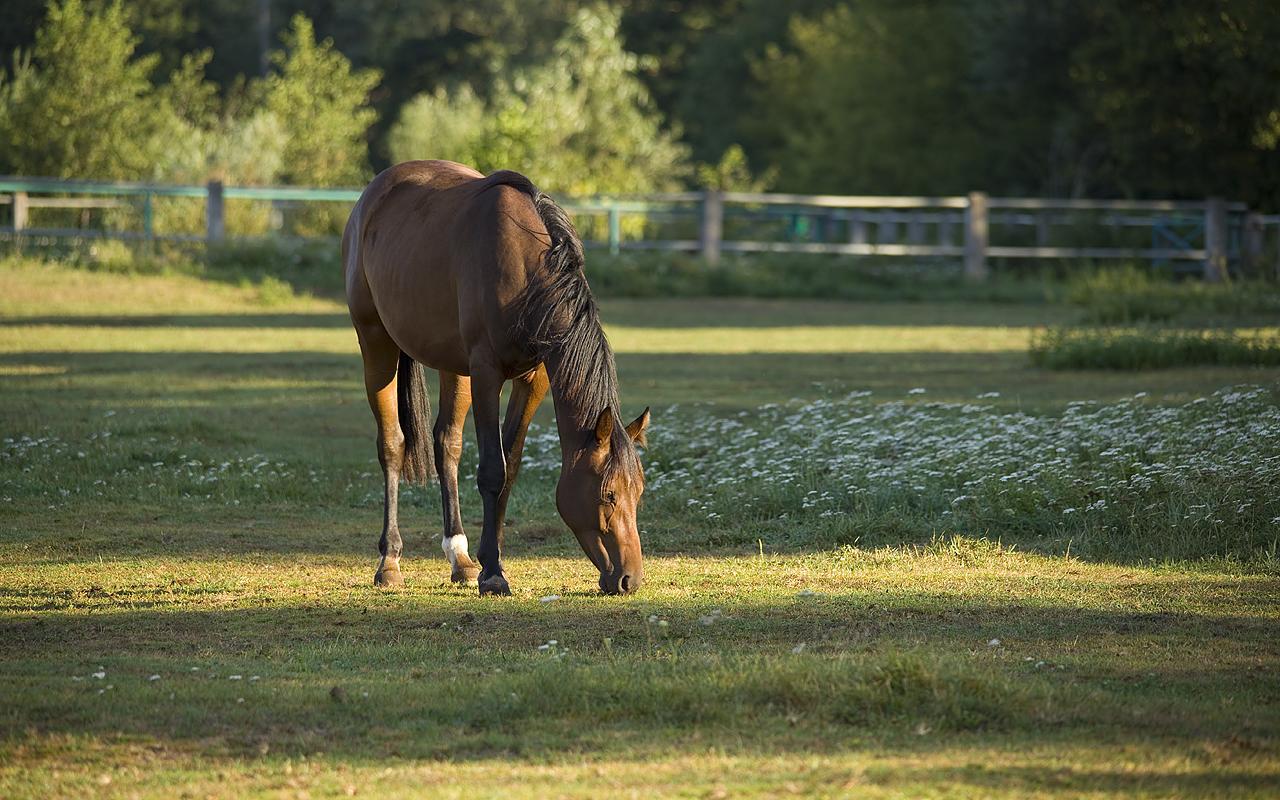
xmin=625 ymin=407 xmax=650 ymax=447
xmin=593 ymin=408 xmax=614 ymax=448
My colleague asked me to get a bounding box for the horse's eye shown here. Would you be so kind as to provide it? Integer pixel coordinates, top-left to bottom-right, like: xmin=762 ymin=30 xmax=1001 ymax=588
xmin=603 ymin=491 xmax=617 ymax=505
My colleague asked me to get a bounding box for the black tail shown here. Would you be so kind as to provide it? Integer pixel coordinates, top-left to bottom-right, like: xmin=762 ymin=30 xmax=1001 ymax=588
xmin=397 ymin=352 xmax=436 ymax=484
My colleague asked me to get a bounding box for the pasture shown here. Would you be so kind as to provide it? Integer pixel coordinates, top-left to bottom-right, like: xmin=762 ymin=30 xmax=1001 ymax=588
xmin=2 ymin=260 xmax=1279 ymax=798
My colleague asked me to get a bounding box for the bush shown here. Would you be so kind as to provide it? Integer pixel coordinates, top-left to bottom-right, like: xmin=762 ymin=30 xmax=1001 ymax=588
xmin=1030 ymin=326 xmax=1280 ymax=370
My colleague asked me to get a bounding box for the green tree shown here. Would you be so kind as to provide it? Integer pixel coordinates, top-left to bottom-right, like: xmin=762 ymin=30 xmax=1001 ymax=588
xmin=260 ymin=14 xmax=380 ymax=186
xmin=389 ymin=5 xmax=688 ymax=196
xmin=674 ymin=0 xmax=838 ymax=165
xmin=1067 ymin=0 xmax=1280 ymax=206
xmin=695 ymin=144 xmax=775 ymax=192
xmin=752 ymin=2 xmax=981 ymax=194
xmin=0 ymin=0 xmax=170 ymax=179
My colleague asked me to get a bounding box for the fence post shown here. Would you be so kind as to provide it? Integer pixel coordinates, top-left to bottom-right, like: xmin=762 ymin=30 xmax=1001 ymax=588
xmin=142 ymin=192 xmax=154 ymax=248
xmin=1035 ymin=212 xmax=1050 ymax=247
xmin=964 ymin=191 xmax=988 ymax=281
xmin=907 ymin=212 xmax=924 ymax=246
xmin=206 ymin=180 xmax=225 ymax=242
xmin=607 ymin=205 xmax=621 ymax=256
xmin=877 ymin=211 xmax=896 ymax=246
xmin=699 ymin=190 xmax=723 ymax=265
xmin=849 ymin=212 xmax=867 ymax=247
xmin=12 ymin=191 xmax=28 ymax=231
xmin=1203 ymin=197 xmax=1227 ymax=282
xmin=1243 ymin=212 xmax=1263 ymax=274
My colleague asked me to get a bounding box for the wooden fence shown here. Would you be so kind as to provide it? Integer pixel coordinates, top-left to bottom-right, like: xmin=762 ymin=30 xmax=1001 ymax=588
xmin=2 ymin=176 xmax=1277 ymax=281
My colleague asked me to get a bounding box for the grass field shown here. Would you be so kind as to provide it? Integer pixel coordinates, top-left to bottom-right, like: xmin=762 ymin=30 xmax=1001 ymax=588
xmin=2 ymin=260 xmax=1279 ymax=798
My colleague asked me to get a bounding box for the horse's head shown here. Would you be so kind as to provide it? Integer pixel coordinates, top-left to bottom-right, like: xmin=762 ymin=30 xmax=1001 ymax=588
xmin=557 ymin=407 xmax=650 ymax=595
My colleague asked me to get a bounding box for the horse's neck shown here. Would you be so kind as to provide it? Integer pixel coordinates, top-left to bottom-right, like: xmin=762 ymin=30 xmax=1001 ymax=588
xmin=543 ymin=350 xmax=596 ymax=461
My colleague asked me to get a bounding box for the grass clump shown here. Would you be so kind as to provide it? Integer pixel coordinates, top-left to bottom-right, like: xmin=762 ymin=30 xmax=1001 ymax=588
xmin=1031 ymin=326 xmax=1280 ymax=370
xmin=1065 ymin=265 xmax=1280 ymax=323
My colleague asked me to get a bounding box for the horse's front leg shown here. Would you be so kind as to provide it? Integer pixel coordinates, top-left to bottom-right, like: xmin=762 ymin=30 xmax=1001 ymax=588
xmin=497 ymin=365 xmax=550 ymax=521
xmin=469 ymin=362 xmax=511 ymax=596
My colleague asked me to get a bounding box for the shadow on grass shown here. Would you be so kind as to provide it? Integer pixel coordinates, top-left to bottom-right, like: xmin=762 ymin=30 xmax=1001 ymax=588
xmin=0 ymin=589 xmax=1276 ymax=763
xmin=0 ymin=312 xmax=352 ymax=329
xmin=0 ymin=301 xmax=1064 ymax=331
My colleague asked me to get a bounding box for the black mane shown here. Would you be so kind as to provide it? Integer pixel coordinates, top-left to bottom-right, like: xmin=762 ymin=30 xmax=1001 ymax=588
xmin=483 ymin=170 xmax=638 ymax=473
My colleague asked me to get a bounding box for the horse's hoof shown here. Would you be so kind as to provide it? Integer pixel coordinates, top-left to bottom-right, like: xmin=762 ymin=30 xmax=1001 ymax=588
xmin=374 ymin=568 xmax=404 ymax=587
xmin=478 ymin=574 xmax=511 ymax=596
xmin=451 ymin=564 xmax=480 ymax=585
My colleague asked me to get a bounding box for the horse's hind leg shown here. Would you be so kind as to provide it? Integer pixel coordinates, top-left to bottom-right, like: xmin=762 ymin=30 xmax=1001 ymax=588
xmin=435 ymin=371 xmax=481 ymax=584
xmin=497 ymin=365 xmax=550 ymax=520
xmin=355 ymin=326 xmax=408 ymax=587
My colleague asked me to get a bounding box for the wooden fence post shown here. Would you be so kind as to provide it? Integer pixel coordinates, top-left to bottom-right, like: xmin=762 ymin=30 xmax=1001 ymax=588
xmin=849 ymin=212 xmax=867 ymax=247
xmin=12 ymin=191 xmax=28 ymax=231
xmin=1203 ymin=197 xmax=1227 ymax=282
xmin=1035 ymin=213 xmax=1050 ymax=247
xmin=607 ymin=205 xmax=621 ymax=256
xmin=877 ymin=211 xmax=896 ymax=245
xmin=907 ymin=212 xmax=924 ymax=246
xmin=964 ymin=191 xmax=988 ymax=281
xmin=1243 ymin=212 xmax=1264 ymax=274
xmin=699 ymin=190 xmax=723 ymax=265
xmin=206 ymin=180 xmax=225 ymax=242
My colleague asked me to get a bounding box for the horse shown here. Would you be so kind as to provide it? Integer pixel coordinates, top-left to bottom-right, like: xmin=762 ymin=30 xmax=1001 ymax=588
xmin=341 ymin=160 xmax=649 ymax=596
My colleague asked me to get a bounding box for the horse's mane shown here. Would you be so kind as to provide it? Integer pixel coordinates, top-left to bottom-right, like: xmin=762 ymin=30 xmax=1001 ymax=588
xmin=481 ymin=171 xmax=636 ymax=469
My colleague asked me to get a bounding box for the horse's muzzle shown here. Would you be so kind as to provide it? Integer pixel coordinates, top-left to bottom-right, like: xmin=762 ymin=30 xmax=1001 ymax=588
xmin=599 ymin=571 xmax=641 ymax=595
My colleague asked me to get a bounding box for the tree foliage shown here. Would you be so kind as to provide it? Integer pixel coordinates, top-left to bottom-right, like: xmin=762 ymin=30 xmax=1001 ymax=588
xmin=260 ymin=15 xmax=380 ymax=186
xmin=389 ymin=6 xmax=688 ymax=195
xmin=0 ymin=0 xmax=170 ymax=179
xmin=2 ymin=0 xmax=1279 ymax=208
xmin=752 ymin=2 xmax=980 ymax=194
xmin=0 ymin=2 xmax=378 ymax=190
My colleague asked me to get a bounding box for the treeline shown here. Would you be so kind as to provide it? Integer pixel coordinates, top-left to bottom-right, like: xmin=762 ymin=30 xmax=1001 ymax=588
xmin=1 ymin=0 xmax=1278 ymax=208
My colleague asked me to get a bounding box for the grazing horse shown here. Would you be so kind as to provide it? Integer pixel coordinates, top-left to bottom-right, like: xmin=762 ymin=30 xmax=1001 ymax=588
xmin=342 ymin=160 xmax=649 ymax=596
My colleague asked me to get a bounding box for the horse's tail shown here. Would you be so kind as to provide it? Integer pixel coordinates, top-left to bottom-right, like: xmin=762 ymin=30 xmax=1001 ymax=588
xmin=397 ymin=352 xmax=436 ymax=484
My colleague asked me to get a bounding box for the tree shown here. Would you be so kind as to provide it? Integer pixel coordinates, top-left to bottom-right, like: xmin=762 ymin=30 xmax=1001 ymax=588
xmin=389 ymin=5 xmax=689 ymax=196
xmin=0 ymin=0 xmax=170 ymax=179
xmin=751 ymin=2 xmax=982 ymax=195
xmin=674 ymin=0 xmax=838 ymax=165
xmin=259 ymin=14 xmax=380 ymax=186
xmin=1066 ymin=0 xmax=1280 ymax=206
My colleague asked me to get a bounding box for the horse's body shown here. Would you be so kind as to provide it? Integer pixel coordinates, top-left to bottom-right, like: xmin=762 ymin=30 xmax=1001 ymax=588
xmin=342 ymin=160 xmax=648 ymax=595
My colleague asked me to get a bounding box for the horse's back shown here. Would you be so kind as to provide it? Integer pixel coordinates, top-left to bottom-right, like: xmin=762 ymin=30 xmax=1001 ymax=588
xmin=344 ymin=161 xmax=548 ymax=376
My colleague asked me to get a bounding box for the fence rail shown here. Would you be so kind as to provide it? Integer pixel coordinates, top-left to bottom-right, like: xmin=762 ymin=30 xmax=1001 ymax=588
xmin=1 ymin=176 xmax=1276 ymax=281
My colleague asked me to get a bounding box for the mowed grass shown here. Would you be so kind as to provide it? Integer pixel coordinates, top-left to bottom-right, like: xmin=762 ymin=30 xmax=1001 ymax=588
xmin=1 ymin=260 xmax=1279 ymax=798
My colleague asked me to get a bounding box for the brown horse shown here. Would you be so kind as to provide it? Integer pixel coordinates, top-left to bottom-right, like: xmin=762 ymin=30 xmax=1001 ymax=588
xmin=342 ymin=160 xmax=649 ymax=596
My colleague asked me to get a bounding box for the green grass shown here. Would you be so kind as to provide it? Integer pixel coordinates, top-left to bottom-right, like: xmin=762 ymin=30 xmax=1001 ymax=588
xmin=1031 ymin=326 xmax=1280 ymax=370
xmin=1064 ymin=265 xmax=1280 ymax=325
xmin=2 ymin=260 xmax=1280 ymax=798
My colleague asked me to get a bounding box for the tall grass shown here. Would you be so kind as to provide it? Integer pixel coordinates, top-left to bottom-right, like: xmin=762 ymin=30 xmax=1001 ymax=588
xmin=1065 ymin=265 xmax=1280 ymax=323
xmin=1030 ymin=327 xmax=1280 ymax=370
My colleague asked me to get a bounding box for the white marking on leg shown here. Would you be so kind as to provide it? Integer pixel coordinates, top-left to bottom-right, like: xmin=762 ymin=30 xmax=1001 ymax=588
xmin=441 ymin=534 xmax=469 ymax=568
